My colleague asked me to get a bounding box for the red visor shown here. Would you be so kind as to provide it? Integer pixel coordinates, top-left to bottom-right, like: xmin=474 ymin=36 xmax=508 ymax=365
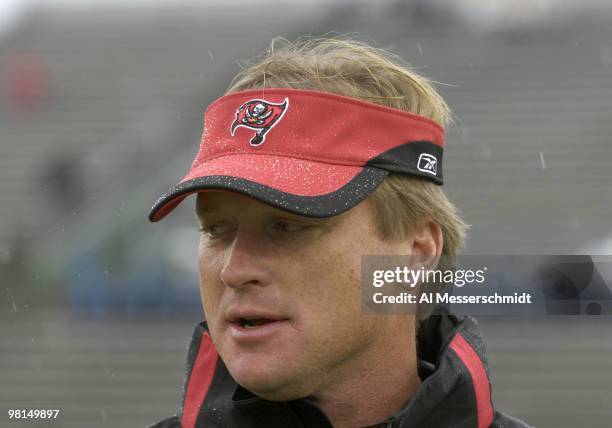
xmin=149 ymin=88 xmax=444 ymax=222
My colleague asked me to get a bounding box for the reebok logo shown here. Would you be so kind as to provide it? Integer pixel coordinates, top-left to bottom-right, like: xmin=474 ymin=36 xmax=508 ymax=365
xmin=417 ymin=153 xmax=438 ymax=175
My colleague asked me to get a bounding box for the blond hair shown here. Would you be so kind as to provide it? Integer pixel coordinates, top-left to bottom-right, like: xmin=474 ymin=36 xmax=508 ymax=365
xmin=226 ymin=37 xmax=469 ymax=318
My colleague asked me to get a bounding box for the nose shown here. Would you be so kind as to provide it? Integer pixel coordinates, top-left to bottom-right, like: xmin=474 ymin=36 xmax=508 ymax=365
xmin=219 ymin=228 xmax=269 ymax=290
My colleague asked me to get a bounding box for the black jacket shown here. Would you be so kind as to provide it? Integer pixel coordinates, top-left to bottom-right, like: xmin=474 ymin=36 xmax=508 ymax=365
xmin=149 ymin=309 xmax=531 ymax=428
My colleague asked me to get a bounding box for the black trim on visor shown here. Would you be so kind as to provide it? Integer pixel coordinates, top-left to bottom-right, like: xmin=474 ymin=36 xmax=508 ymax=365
xmin=366 ymin=140 xmax=443 ymax=185
xmin=148 ymin=166 xmax=388 ymax=221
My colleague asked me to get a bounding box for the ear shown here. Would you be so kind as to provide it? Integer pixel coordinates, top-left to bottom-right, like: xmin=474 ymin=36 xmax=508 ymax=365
xmin=410 ymin=221 xmax=443 ymax=256
xmin=409 ymin=221 xmax=443 ymax=270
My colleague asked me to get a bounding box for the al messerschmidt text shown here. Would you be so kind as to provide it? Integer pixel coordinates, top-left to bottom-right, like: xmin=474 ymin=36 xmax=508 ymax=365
xmin=373 ymin=292 xmax=532 ymax=305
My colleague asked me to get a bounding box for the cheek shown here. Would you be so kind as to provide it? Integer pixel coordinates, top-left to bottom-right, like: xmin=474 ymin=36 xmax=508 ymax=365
xmin=299 ymin=230 xmax=389 ymax=322
xmin=293 ymin=249 xmax=381 ymax=372
xmin=197 ymin=246 xmax=224 ymax=319
xmin=295 ymin=248 xmax=363 ymax=324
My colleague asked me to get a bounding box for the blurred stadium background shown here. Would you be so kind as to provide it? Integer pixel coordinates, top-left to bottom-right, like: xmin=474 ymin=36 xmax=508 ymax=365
xmin=1 ymin=0 xmax=612 ymax=426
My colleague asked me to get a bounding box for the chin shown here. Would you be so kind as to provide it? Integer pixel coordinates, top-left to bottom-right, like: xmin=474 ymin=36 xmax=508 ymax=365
xmin=227 ymin=358 xmax=309 ymax=401
xmin=240 ymin=379 xmax=310 ymax=402
xmin=228 ymin=360 xmax=284 ymax=392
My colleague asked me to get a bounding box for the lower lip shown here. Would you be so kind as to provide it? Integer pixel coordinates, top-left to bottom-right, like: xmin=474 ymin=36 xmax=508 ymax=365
xmin=228 ymin=320 xmax=290 ymax=343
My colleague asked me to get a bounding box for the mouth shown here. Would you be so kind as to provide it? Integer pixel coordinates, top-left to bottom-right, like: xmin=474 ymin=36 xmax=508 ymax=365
xmin=226 ymin=309 xmax=291 ymax=342
xmin=237 ymin=317 xmax=278 ymax=329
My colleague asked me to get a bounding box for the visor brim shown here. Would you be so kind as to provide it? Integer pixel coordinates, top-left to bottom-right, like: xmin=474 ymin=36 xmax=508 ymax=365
xmin=148 ymin=154 xmax=388 ymax=222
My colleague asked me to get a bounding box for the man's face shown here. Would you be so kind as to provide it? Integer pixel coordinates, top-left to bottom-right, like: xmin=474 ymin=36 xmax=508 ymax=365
xmin=196 ymin=192 xmax=414 ymax=400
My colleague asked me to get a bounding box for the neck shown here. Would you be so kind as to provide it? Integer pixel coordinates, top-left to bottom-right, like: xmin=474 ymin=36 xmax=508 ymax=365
xmin=307 ymin=319 xmax=421 ymax=428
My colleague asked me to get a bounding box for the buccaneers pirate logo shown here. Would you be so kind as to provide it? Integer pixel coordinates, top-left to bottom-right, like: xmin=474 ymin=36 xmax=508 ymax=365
xmin=230 ymin=98 xmax=289 ymax=146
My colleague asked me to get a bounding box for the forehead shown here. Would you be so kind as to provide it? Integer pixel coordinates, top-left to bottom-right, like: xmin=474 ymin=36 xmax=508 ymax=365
xmin=196 ymin=191 xmax=251 ymax=215
xmin=196 ymin=191 xmax=309 ymax=218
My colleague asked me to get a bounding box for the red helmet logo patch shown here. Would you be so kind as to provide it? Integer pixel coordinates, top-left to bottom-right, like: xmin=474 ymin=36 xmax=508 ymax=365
xmin=230 ymin=98 xmax=289 ymax=146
